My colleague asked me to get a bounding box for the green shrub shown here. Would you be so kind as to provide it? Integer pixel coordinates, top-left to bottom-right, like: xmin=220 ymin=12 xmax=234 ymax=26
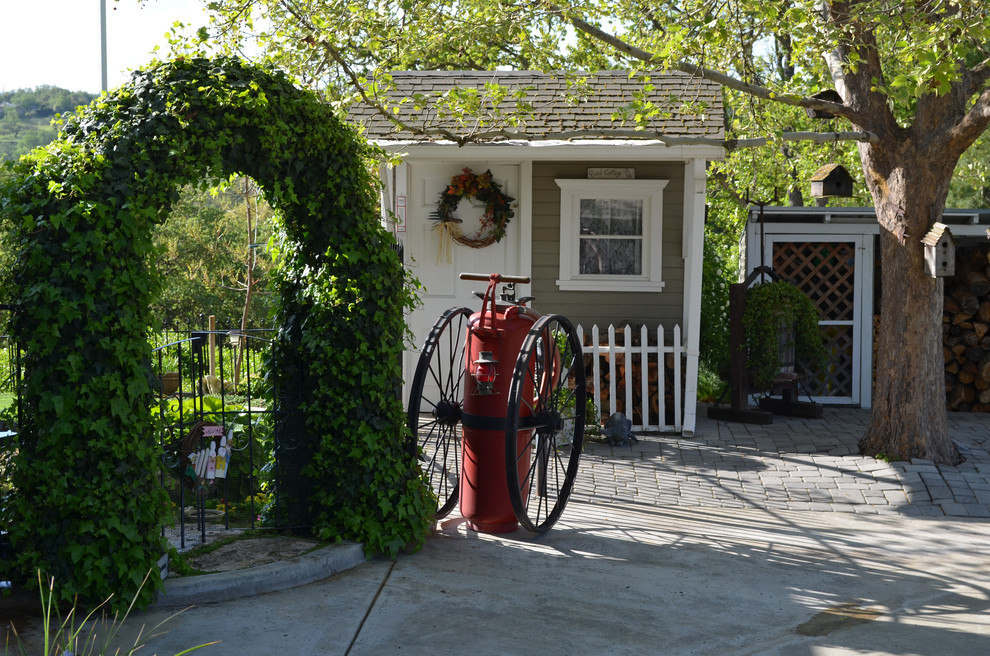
xmin=743 ymin=281 xmax=828 ymax=391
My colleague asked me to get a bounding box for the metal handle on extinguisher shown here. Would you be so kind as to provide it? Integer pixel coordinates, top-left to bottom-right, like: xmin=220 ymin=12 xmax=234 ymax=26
xmin=459 ymin=272 xmax=531 ymax=284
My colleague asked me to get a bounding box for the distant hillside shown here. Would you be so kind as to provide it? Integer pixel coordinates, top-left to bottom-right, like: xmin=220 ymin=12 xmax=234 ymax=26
xmin=1 ymin=86 xmax=98 ymax=161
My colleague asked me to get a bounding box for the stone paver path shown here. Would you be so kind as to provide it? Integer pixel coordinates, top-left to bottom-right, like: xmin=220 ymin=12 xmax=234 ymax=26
xmin=573 ymin=407 xmax=990 ymax=518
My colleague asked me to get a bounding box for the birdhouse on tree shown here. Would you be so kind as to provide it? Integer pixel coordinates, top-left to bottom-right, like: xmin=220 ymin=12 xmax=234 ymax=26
xmin=810 ymin=163 xmax=854 ymax=199
xmin=921 ymin=222 xmax=955 ymax=278
xmin=805 ymin=89 xmax=844 ymax=119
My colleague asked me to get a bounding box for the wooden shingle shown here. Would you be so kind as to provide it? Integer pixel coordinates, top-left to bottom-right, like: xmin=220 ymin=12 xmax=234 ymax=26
xmin=347 ymin=70 xmax=724 ymax=142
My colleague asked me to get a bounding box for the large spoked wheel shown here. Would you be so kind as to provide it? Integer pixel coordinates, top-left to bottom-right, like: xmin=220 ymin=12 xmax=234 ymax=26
xmin=407 ymin=307 xmax=472 ymax=518
xmin=505 ymin=314 xmax=586 ymax=533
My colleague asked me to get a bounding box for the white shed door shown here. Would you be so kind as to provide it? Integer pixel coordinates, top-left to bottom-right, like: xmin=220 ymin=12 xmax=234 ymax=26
xmin=401 ymin=162 xmax=523 ymax=403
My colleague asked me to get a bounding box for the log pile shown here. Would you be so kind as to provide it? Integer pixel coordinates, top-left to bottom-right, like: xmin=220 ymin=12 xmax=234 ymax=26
xmin=944 ymin=245 xmax=990 ymax=412
xmin=584 ymin=332 xmax=684 ymax=426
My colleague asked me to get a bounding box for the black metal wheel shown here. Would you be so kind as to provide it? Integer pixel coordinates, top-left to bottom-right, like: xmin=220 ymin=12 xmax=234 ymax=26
xmin=407 ymin=307 xmax=472 ymax=518
xmin=505 ymin=314 xmax=586 ymax=532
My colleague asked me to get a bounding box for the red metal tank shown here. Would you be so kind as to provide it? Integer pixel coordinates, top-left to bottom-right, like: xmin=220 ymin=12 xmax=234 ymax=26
xmin=460 ymin=294 xmax=538 ymax=533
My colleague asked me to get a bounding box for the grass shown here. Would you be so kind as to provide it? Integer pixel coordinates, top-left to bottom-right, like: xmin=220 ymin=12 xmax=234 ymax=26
xmin=4 ymin=571 xmax=217 ymax=656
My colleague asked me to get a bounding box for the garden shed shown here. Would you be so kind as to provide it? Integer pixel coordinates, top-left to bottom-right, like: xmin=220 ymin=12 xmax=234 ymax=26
xmin=743 ymin=206 xmax=990 ymax=410
xmin=348 ymin=70 xmax=725 ymax=435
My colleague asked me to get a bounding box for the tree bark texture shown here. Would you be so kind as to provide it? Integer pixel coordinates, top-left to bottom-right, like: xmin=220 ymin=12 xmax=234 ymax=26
xmin=858 ymin=140 xmax=963 ymax=465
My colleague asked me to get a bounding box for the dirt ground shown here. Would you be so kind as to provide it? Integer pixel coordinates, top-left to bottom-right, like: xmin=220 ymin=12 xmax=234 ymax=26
xmin=183 ymin=535 xmax=319 ymax=573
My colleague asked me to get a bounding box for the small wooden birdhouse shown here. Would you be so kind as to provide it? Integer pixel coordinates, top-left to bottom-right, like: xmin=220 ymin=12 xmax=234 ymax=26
xmin=805 ymin=90 xmax=844 ymax=119
xmin=810 ymin=164 xmax=854 ymax=198
xmin=921 ymin=223 xmax=955 ymax=278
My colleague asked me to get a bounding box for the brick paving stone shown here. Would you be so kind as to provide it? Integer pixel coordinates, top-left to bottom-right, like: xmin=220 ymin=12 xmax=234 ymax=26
xmin=857 ymin=460 xmax=893 ymax=472
xmin=875 ymin=505 xmax=902 ymax=515
xmin=914 ymin=505 xmax=947 ymax=516
xmin=926 ymin=488 xmax=955 ymax=502
xmin=883 ymin=490 xmax=909 ymax=505
xmin=830 ymin=489 xmax=867 ymax=503
xmin=870 ymin=479 xmax=905 ymax=490
xmin=896 ymin=505 xmax=924 ymax=516
xmin=852 ymin=505 xmax=879 ymax=514
xmin=939 ymin=502 xmax=971 ymax=516
xmin=903 ymin=464 xmax=940 ymax=473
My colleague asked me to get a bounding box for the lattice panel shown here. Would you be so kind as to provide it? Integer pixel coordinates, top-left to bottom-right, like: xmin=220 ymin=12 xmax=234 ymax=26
xmin=803 ymin=325 xmax=854 ymax=397
xmin=772 ymin=242 xmax=856 ymax=321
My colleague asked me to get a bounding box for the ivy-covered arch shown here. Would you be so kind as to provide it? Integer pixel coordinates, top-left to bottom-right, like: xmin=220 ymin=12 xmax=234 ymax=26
xmin=0 ymin=57 xmax=433 ymax=608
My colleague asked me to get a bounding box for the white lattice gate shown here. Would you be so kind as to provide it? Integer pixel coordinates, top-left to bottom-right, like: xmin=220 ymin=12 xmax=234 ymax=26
xmin=767 ymin=236 xmax=874 ymax=405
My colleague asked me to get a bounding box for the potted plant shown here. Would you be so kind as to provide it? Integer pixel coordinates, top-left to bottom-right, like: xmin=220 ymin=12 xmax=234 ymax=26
xmin=742 ymin=281 xmax=828 ymax=392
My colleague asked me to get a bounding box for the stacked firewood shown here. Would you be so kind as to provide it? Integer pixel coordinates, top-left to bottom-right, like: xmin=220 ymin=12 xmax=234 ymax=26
xmin=944 ymin=246 xmax=990 ymax=411
xmin=585 ymin=339 xmax=682 ymax=426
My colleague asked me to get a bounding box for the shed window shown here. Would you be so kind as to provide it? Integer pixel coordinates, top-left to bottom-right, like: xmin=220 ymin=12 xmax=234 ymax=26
xmin=556 ymin=179 xmax=668 ymax=292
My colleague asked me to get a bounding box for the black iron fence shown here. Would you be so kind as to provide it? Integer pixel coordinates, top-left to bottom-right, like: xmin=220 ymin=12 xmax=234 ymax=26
xmin=152 ymin=326 xmax=308 ymax=550
xmin=0 ymin=317 xmax=312 ymax=565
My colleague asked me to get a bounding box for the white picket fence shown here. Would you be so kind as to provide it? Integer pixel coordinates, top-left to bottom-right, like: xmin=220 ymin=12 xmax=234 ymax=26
xmin=576 ymin=323 xmax=694 ymax=433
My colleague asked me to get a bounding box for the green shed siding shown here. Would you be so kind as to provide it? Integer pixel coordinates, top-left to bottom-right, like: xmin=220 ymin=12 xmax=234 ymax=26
xmin=530 ymin=161 xmax=686 ymax=329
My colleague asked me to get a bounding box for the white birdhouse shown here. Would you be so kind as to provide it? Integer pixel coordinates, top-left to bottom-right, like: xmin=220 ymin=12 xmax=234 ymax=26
xmin=921 ymin=223 xmax=955 ymax=278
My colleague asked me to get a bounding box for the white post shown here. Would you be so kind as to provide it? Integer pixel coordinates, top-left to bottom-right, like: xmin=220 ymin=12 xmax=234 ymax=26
xmin=680 ymin=159 xmax=706 ymax=436
xmin=657 ymin=324 xmax=667 ymax=430
xmin=607 ymin=325 xmax=618 ymax=418
xmin=100 ymin=0 xmax=108 ymax=92
xmin=640 ymin=324 xmax=650 ymax=430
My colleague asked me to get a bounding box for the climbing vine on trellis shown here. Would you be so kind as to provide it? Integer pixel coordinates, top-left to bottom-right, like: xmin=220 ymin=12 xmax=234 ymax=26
xmin=0 ymin=57 xmax=433 ymax=609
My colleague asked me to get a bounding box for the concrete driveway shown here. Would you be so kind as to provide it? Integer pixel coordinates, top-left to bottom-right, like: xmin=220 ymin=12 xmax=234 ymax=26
xmin=107 ymin=500 xmax=990 ymax=656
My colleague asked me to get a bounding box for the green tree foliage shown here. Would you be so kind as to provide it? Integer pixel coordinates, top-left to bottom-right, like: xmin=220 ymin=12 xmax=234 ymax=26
xmin=0 ymin=86 xmax=97 ymax=161
xmin=152 ymin=179 xmax=273 ymax=329
xmin=0 ymin=57 xmax=433 ymax=609
xmin=947 ymin=135 xmax=990 ymax=209
xmin=190 ymin=0 xmax=990 ymax=464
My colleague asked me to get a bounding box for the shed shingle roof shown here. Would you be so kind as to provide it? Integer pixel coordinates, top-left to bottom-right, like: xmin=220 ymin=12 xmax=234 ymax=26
xmin=347 ymin=70 xmax=724 ymax=143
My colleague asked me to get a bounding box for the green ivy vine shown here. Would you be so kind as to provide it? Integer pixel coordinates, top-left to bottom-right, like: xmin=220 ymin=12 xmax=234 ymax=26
xmin=0 ymin=57 xmax=433 ymax=610
xmin=742 ymin=281 xmax=828 ymax=391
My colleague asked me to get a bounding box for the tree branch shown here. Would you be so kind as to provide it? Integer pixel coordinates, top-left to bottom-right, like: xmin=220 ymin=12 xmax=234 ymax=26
xmin=949 ymin=87 xmax=990 ymax=153
xmin=822 ymin=1 xmax=899 ymax=137
xmin=966 ymin=58 xmax=990 ymax=97
xmin=550 ymin=3 xmax=864 ymax=125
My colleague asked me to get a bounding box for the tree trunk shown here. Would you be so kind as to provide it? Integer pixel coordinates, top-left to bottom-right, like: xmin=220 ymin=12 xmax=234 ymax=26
xmin=857 ymin=142 xmax=963 ymax=465
xmin=233 ymin=176 xmax=258 ymax=388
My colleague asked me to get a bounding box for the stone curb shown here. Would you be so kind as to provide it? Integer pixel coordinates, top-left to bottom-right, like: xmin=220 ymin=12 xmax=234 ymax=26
xmin=152 ymin=542 xmax=368 ymax=608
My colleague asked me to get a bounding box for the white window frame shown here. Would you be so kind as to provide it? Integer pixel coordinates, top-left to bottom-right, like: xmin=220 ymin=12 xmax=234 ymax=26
xmin=555 ymin=178 xmax=668 ymax=292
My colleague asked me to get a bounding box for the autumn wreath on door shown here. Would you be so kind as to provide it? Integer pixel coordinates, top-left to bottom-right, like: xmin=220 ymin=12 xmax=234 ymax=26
xmin=430 ymin=167 xmax=514 ymax=262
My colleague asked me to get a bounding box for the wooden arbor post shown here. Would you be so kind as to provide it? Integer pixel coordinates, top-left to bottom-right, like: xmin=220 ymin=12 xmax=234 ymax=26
xmin=708 ymin=281 xmax=775 ymax=424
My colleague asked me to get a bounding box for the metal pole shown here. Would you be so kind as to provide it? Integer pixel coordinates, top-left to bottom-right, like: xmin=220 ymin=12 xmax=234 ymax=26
xmin=100 ymin=0 xmax=108 ymax=92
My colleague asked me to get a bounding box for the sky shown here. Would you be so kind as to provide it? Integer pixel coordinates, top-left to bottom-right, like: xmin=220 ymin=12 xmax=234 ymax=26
xmin=1 ymin=0 xmax=210 ymax=94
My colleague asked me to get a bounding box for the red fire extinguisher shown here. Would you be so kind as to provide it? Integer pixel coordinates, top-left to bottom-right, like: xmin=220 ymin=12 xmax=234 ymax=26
xmin=459 ymin=273 xmax=538 ymax=533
